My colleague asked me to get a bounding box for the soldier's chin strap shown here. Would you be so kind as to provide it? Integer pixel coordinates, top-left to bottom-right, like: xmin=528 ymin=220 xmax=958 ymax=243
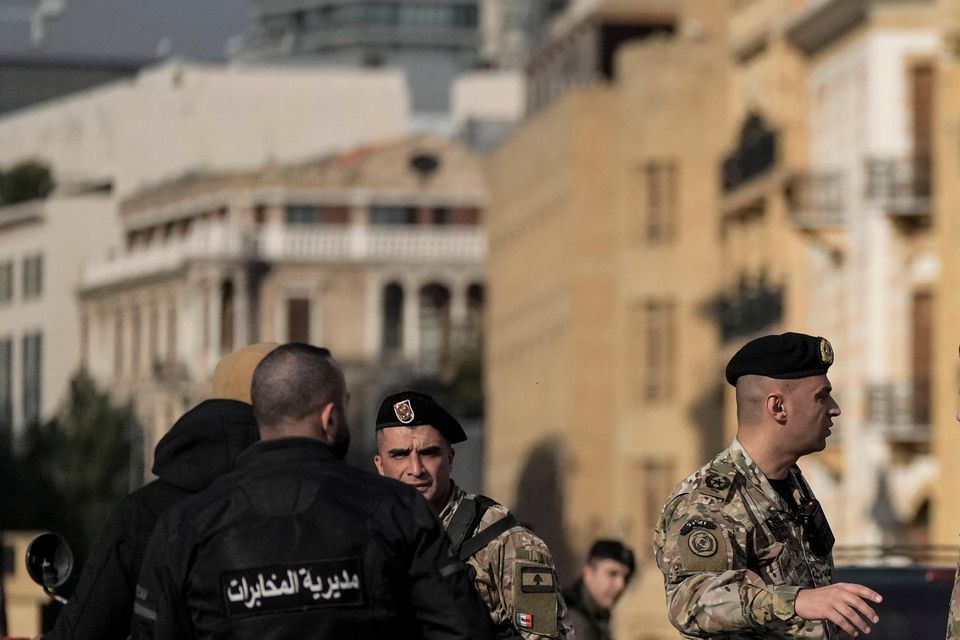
xmin=446 ymin=495 xmax=519 ymax=561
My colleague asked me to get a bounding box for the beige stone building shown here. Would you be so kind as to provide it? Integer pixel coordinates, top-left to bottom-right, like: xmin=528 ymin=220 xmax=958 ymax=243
xmin=486 ymin=0 xmax=957 ymax=637
xmin=78 ymin=133 xmax=487 ymax=472
xmin=932 ymin=0 xmax=960 ymax=546
xmin=486 ymin=2 xmax=731 ymax=637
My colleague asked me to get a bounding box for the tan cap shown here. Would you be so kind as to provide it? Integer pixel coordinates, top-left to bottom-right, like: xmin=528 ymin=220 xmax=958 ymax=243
xmin=211 ymin=342 xmax=280 ymax=403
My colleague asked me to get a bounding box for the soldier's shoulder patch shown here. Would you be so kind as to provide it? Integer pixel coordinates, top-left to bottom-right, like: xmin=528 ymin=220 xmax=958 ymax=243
xmin=675 ymin=519 xmax=731 ymax=574
xmin=511 ymin=560 xmax=558 ymax=638
xmin=695 ymin=462 xmax=738 ymax=501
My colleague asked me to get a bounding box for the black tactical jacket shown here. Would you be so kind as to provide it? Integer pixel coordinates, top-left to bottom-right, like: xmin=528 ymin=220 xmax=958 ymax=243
xmin=47 ymin=399 xmax=259 ymax=640
xmin=133 ymin=437 xmax=495 ymax=640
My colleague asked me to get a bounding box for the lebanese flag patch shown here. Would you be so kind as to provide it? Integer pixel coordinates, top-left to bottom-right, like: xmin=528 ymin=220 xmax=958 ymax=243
xmin=516 ymin=612 xmax=533 ymax=629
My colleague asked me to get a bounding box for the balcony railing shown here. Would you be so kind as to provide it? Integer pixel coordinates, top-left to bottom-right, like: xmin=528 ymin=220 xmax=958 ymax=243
xmin=722 ymin=128 xmax=777 ymax=193
xmin=866 ymin=381 xmax=931 ymax=443
xmin=81 ymin=223 xmax=486 ymax=290
xmin=259 ymin=225 xmax=485 ymax=263
xmin=719 ymin=282 xmax=784 ymax=341
xmin=785 ymin=171 xmax=845 ymax=228
xmin=82 ymin=223 xmax=255 ymax=290
xmin=865 ymin=156 xmax=931 ymax=217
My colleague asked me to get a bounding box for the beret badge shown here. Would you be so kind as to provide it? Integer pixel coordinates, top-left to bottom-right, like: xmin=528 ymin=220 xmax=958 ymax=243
xmin=393 ymin=399 xmax=415 ymax=424
xmin=819 ymin=338 xmax=834 ymax=365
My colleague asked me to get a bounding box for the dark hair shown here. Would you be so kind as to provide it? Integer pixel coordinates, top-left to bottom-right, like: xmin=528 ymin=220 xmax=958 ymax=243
xmin=251 ymin=343 xmax=342 ymax=429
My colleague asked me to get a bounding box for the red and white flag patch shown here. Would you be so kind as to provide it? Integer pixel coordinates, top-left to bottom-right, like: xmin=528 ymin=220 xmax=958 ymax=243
xmin=516 ymin=612 xmax=533 ymax=629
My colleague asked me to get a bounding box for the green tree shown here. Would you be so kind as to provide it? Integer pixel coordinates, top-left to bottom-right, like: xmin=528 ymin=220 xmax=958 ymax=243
xmin=21 ymin=370 xmax=137 ymax=552
xmin=0 ymin=160 xmax=54 ymax=206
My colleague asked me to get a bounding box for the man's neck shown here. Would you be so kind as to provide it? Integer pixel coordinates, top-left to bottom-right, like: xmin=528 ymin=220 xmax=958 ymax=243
xmin=737 ymin=434 xmax=797 ymax=480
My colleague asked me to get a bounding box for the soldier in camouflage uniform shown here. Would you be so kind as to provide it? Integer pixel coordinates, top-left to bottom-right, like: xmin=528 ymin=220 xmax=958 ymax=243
xmin=374 ymin=391 xmax=573 ymax=639
xmin=654 ymin=333 xmax=882 ymax=639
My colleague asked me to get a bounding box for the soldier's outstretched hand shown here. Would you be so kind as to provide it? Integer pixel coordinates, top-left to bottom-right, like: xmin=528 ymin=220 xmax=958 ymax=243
xmin=795 ymin=583 xmax=882 ymax=637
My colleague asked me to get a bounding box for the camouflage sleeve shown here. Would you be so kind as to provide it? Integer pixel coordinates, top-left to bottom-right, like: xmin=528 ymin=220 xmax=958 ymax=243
xmin=947 ymin=564 xmax=960 ymax=639
xmin=468 ymin=510 xmax=573 ymax=639
xmin=654 ymin=495 xmax=802 ymax=637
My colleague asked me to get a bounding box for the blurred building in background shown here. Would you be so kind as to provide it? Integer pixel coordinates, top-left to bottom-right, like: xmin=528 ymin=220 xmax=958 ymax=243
xmin=485 ymin=0 xmax=956 ymax=636
xmin=933 ymin=0 xmax=960 ymax=547
xmin=0 ymin=61 xmax=410 ymax=450
xmin=0 ymin=193 xmax=119 ymax=453
xmin=235 ymin=0 xmax=528 ymax=142
xmin=77 ymin=133 xmax=487 ymax=482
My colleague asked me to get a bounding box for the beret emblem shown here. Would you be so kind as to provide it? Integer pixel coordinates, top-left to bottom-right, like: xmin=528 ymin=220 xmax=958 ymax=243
xmin=819 ymin=338 xmax=834 ymax=365
xmin=393 ymin=399 xmax=415 ymax=424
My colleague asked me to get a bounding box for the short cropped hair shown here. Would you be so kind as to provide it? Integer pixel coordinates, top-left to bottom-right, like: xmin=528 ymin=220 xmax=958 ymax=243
xmin=251 ymin=343 xmax=343 ymax=429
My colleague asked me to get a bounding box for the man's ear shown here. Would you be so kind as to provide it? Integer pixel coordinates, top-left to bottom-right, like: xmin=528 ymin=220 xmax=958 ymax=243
xmin=766 ymin=393 xmax=787 ymax=424
xmin=373 ymin=454 xmax=384 ymax=475
xmin=318 ymin=402 xmax=335 ymax=438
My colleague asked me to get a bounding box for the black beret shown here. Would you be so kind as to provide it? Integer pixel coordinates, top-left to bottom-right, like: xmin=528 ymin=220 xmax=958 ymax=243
xmin=588 ymin=539 xmax=635 ymax=576
xmin=375 ymin=391 xmax=467 ymax=444
xmin=725 ymin=332 xmax=834 ymax=386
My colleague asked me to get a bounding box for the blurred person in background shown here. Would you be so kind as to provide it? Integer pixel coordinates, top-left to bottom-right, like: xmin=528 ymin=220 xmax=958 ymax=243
xmin=374 ymin=390 xmax=573 ymax=639
xmin=133 ymin=345 xmax=492 ymax=639
xmin=45 ymin=342 xmax=277 ymax=640
xmin=654 ymin=332 xmax=882 ymax=639
xmin=563 ymin=539 xmax=635 ymax=640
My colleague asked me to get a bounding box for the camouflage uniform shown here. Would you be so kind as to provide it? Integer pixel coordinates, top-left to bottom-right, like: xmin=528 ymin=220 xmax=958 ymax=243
xmin=439 ymin=481 xmax=573 ymax=639
xmin=947 ymin=576 xmax=960 ymax=638
xmin=653 ymin=439 xmax=836 ymax=639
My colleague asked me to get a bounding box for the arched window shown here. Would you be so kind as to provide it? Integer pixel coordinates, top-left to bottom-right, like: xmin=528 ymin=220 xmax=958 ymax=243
xmin=419 ymin=283 xmax=451 ymax=372
xmin=382 ymin=283 xmax=404 ymax=355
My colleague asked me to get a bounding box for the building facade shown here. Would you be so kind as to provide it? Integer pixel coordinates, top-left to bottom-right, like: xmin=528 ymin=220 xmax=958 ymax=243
xmin=239 ymin=0 xmax=482 ymax=114
xmin=486 ymin=0 xmax=958 ymax=637
xmin=0 ymin=194 xmax=120 ymax=449
xmin=486 ymin=2 xmax=730 ymax=637
xmin=78 ymin=133 xmax=487 ymax=477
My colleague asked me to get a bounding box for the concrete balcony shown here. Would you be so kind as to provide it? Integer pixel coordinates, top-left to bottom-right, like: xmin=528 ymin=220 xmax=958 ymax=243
xmin=81 ymin=223 xmax=485 ymax=291
xmin=865 ymin=157 xmax=931 ymax=219
xmin=260 ymin=225 xmax=485 ymax=264
xmin=81 ymin=223 xmax=254 ymax=291
xmin=866 ymin=381 xmax=931 ymax=444
xmin=786 ymin=170 xmax=845 ymax=229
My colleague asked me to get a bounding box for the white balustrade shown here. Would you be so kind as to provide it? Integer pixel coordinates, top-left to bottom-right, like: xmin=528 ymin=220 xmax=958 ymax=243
xmin=82 ymin=223 xmax=485 ymax=290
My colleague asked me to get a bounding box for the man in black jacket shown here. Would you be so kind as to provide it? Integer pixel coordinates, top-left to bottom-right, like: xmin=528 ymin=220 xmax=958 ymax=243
xmin=133 ymin=343 xmax=494 ymax=640
xmin=563 ymin=539 xmax=635 ymax=640
xmin=46 ymin=342 xmax=277 ymax=640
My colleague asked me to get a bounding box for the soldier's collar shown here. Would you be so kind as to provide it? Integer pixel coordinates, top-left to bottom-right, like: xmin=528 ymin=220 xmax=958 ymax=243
xmin=729 ymin=439 xmax=770 ymax=490
xmin=436 ymin=480 xmax=464 ymax=521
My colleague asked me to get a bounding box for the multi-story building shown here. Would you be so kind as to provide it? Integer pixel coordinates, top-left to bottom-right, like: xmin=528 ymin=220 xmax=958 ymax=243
xmin=932 ymin=0 xmax=960 ymax=546
xmin=239 ymin=0 xmax=483 ymax=114
xmin=486 ymin=0 xmax=956 ymax=636
xmin=0 ymin=61 xmax=410 ymax=198
xmin=78 ymin=133 xmax=487 ymax=480
xmin=0 ymin=60 xmax=411 ymax=441
xmin=0 ymin=193 xmax=120 ymax=449
xmin=782 ymin=0 xmax=940 ymax=546
xmin=486 ymin=2 xmax=730 ymax=636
